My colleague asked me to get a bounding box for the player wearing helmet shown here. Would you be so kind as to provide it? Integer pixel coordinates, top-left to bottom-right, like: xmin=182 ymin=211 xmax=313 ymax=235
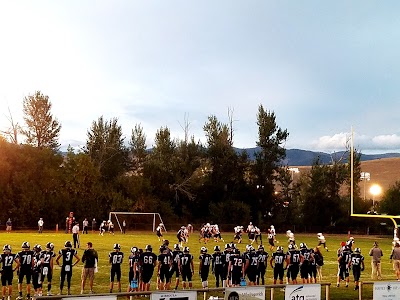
xmin=138 ymin=245 xmax=157 ymax=291
xmin=243 ymin=245 xmax=258 ymax=285
xmin=156 ymin=224 xmax=164 ymax=242
xmin=286 ymin=243 xmax=301 ymax=284
xmin=15 ymin=242 xmax=34 ymax=300
xmin=109 ymin=244 xmax=124 ymax=293
xmin=157 ymin=245 xmax=173 ymax=290
xmin=270 ymin=246 xmax=286 ymax=285
xmin=299 ymin=243 xmax=312 ymax=284
xmin=0 ymin=244 xmax=18 ymax=300
xmin=56 ymin=241 xmax=80 ymax=295
xmin=223 ymin=244 xmax=232 ymax=287
xmin=180 ymin=247 xmax=194 ymax=289
xmin=40 ymin=242 xmax=56 ymax=295
xmin=31 ymin=245 xmax=43 ymax=297
xmin=228 ymin=248 xmax=244 ymax=287
xmin=233 ymin=226 xmax=243 ymax=244
xmin=211 ymin=245 xmax=225 ymax=288
xmin=317 ymin=233 xmax=328 ymax=251
xmin=337 ymin=245 xmax=352 ymax=287
xmin=349 ymin=248 xmax=365 ymax=290
xmin=199 ymin=247 xmax=212 ymax=288
xmin=128 ymin=247 xmax=139 ymax=293
xmin=170 ymin=244 xmax=182 ymax=290
xmin=256 ymin=245 xmax=269 ymax=285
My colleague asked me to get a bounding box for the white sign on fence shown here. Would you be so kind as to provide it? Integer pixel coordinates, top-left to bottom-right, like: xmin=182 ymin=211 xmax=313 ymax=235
xmin=284 ymin=284 xmax=321 ymax=300
xmin=374 ymin=282 xmax=400 ymax=299
xmin=151 ymin=291 xmax=197 ymax=300
xmin=225 ymin=287 xmax=265 ymax=300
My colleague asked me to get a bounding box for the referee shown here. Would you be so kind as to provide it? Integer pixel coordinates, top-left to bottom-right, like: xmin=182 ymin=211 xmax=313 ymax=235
xmin=72 ymin=222 xmax=80 ymax=248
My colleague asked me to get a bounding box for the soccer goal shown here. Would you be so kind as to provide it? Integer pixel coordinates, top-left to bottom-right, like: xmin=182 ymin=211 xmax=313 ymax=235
xmin=108 ymin=212 xmax=167 ymax=233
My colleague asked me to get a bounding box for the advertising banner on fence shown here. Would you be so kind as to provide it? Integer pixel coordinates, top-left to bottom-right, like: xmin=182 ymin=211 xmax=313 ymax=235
xmin=284 ymin=284 xmax=321 ymax=300
xmin=65 ymin=297 xmax=116 ymax=300
xmin=151 ymin=291 xmax=197 ymax=300
xmin=374 ymin=281 xmax=400 ymax=299
xmin=225 ymin=286 xmax=265 ymax=300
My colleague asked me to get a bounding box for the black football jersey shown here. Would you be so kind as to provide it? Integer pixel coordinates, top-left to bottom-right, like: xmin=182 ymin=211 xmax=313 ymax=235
xmin=109 ymin=251 xmax=124 ymax=268
xmin=0 ymin=253 xmax=16 ymax=270
xmin=16 ymin=250 xmax=34 ymax=270
xmin=58 ymin=248 xmax=78 ymax=267
xmin=140 ymin=252 xmax=157 ymax=269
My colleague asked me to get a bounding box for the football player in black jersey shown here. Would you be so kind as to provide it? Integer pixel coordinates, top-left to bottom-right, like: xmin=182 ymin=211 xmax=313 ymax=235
xmin=270 ymin=246 xmax=286 ymax=285
xmin=128 ymin=247 xmax=139 ymax=293
xmin=286 ymin=244 xmax=301 ymax=284
xmin=56 ymin=241 xmax=80 ymax=295
xmin=256 ymin=245 xmax=269 ymax=285
xmin=228 ymin=248 xmax=244 ymax=287
xmin=41 ymin=242 xmax=56 ymax=295
xmin=180 ymin=246 xmax=194 ymax=289
xmin=170 ymin=244 xmax=182 ymax=290
xmin=109 ymin=244 xmax=124 ymax=293
xmin=299 ymin=243 xmax=312 ymax=284
xmin=157 ymin=245 xmax=173 ymax=290
xmin=0 ymin=244 xmax=18 ymax=300
xmin=138 ymin=245 xmax=157 ymax=291
xmin=211 ymin=246 xmax=225 ymax=288
xmin=243 ymin=245 xmax=258 ymax=285
xmin=337 ymin=245 xmax=352 ymax=287
xmin=199 ymin=247 xmax=212 ymax=288
xmin=222 ymin=244 xmax=232 ymax=287
xmin=349 ymin=247 xmax=365 ymax=290
xmin=32 ymin=244 xmax=43 ymax=297
xmin=15 ymin=242 xmax=34 ymax=300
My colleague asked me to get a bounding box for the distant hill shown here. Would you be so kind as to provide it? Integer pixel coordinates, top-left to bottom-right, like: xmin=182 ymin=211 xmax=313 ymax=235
xmin=235 ymin=147 xmax=400 ymax=166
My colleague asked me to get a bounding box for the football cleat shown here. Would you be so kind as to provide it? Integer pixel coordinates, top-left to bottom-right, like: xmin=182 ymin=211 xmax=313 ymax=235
xmin=64 ymin=241 xmax=72 ymax=248
xmin=113 ymin=243 xmax=121 ymax=250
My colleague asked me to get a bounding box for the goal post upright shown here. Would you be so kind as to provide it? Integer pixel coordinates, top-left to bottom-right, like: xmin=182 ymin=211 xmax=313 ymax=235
xmin=108 ymin=212 xmax=167 ymax=232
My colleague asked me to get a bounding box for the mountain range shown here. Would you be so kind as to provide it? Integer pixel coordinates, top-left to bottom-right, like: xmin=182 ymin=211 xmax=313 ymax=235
xmin=237 ymin=148 xmax=400 ymax=166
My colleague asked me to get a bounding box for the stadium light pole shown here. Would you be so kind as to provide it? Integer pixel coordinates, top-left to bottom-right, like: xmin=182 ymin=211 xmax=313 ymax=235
xmin=369 ymin=184 xmax=382 ymax=211
xmin=360 ymin=172 xmax=371 ymax=200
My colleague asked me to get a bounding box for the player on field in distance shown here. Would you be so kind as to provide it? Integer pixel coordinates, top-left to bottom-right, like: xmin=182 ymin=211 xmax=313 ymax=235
xmin=128 ymin=247 xmax=139 ymax=293
xmin=137 ymin=245 xmax=157 ymax=291
xmin=0 ymin=244 xmax=18 ymax=300
xmin=349 ymin=247 xmax=365 ymax=290
xmin=156 ymin=223 xmax=164 ymax=242
xmin=109 ymin=244 xmax=124 ymax=293
xmin=171 ymin=244 xmax=182 ymax=290
xmin=270 ymin=246 xmax=286 ymax=285
xmin=199 ymin=247 xmax=212 ymax=289
xmin=233 ymin=226 xmax=243 ymax=244
xmin=211 ymin=245 xmax=225 ymax=288
xmin=32 ymin=245 xmax=43 ymax=297
xmin=256 ymin=245 xmax=269 ymax=285
xmin=267 ymin=229 xmax=275 ymax=251
xmin=15 ymin=242 xmax=34 ymax=300
xmin=177 ymin=227 xmax=187 ymax=248
xmin=40 ymin=242 xmax=56 ymax=295
xmin=180 ymin=246 xmax=194 ymax=290
xmin=56 ymin=241 xmax=80 ymax=295
xmin=157 ymin=245 xmax=173 ymax=290
xmin=317 ymin=233 xmax=329 ymax=251
xmin=37 ymin=218 xmax=44 ymax=234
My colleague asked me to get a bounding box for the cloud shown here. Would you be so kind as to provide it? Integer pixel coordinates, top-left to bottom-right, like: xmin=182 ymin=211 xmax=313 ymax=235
xmin=372 ymin=134 xmax=400 ymax=149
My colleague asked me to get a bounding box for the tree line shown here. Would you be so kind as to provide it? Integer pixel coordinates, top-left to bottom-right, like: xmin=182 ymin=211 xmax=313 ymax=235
xmin=0 ymin=91 xmax=398 ymax=231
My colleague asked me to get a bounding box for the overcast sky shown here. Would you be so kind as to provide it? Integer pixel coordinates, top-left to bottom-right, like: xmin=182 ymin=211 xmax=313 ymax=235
xmin=1 ymin=1 xmax=400 ymax=154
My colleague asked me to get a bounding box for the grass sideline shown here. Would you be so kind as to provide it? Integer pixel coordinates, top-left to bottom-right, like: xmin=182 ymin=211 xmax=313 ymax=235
xmin=0 ymin=230 xmax=396 ymax=300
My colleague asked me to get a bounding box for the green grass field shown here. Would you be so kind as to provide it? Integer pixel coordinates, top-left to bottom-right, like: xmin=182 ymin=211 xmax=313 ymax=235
xmin=0 ymin=230 xmax=396 ymax=300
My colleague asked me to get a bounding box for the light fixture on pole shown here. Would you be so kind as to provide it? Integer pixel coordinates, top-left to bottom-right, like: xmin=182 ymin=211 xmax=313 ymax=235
xmin=369 ymin=184 xmax=382 ymax=210
xmin=360 ymin=172 xmax=370 ymax=200
xmin=288 ymin=167 xmax=300 ymax=181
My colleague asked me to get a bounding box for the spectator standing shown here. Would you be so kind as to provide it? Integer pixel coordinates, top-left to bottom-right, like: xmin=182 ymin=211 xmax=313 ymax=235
xmin=81 ymin=242 xmax=98 ymax=294
xmin=82 ymin=219 xmax=89 ymax=234
xmin=72 ymin=223 xmax=80 ymax=249
xmin=369 ymin=241 xmax=383 ymax=280
xmin=38 ymin=218 xmax=44 ymax=234
xmin=390 ymin=242 xmax=400 ymax=280
xmin=6 ymin=219 xmax=12 ymax=233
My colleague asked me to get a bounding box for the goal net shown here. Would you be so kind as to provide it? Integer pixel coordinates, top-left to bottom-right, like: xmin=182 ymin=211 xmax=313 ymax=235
xmin=108 ymin=212 xmax=166 ymax=233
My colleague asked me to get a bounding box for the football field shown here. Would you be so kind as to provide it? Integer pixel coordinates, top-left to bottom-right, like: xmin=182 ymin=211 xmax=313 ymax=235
xmin=0 ymin=230 xmax=396 ymax=300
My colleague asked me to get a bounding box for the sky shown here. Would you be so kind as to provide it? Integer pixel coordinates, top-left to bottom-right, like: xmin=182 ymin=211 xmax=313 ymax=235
xmin=1 ymin=1 xmax=400 ymax=154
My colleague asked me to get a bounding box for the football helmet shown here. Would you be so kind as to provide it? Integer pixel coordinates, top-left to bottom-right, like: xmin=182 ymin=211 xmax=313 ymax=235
xmin=277 ymin=246 xmax=283 ymax=252
xmin=46 ymin=242 xmax=54 ymax=251
xmin=64 ymin=241 xmax=72 ymax=248
xmin=354 ymin=247 xmax=361 ymax=253
xmin=33 ymin=244 xmax=42 ymax=252
xmin=224 ymin=243 xmax=230 ymax=250
xmin=288 ymin=244 xmax=294 ymax=250
xmin=114 ymin=243 xmax=121 ymax=250
xmin=159 ymin=245 xmax=166 ymax=253
xmin=300 ymin=243 xmax=306 ymax=249
xmin=258 ymin=245 xmax=264 ymax=251
xmin=174 ymin=244 xmax=180 ymax=251
xmin=214 ymin=245 xmax=221 ymax=252
xmin=200 ymin=246 xmax=207 ymax=253
xmin=183 ymin=246 xmax=190 ymax=253
xmin=3 ymin=244 xmax=11 ymax=252
xmin=145 ymin=244 xmax=152 ymax=252
xmin=21 ymin=241 xmax=30 ymax=249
